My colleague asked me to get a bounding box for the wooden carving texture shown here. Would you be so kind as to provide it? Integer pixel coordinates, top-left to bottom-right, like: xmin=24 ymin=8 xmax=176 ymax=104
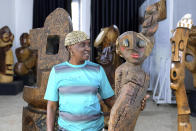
xmin=14 ymin=33 xmax=37 ymax=84
xmin=186 ymin=26 xmax=196 ymax=88
xmin=108 ymin=32 xmax=150 ymax=131
xmin=108 ymin=0 xmax=166 ymax=131
xmin=0 ymin=26 xmax=14 ymax=83
xmin=22 ymin=8 xmax=73 ymax=131
xmin=170 ymin=27 xmax=192 ymax=130
xmin=94 ymin=25 xmax=122 ymax=128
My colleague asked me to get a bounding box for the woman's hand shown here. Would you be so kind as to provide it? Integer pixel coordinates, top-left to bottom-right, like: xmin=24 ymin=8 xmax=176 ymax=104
xmin=141 ymin=94 xmax=150 ymax=111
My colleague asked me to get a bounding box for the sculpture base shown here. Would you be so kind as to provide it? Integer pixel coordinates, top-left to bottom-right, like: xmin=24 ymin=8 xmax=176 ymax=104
xmin=0 ymin=80 xmax=23 ymax=95
xmin=22 ymin=106 xmax=59 ymax=131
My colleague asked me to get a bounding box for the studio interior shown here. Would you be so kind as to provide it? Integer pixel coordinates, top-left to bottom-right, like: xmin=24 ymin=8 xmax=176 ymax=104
xmin=0 ymin=0 xmax=196 ymax=131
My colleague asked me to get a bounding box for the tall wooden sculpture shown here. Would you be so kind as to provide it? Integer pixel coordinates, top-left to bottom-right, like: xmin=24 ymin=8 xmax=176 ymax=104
xmin=108 ymin=0 xmax=166 ymax=131
xmin=94 ymin=25 xmax=122 ymax=128
xmin=108 ymin=32 xmax=152 ymax=131
xmin=170 ymin=14 xmax=193 ymax=131
xmin=0 ymin=26 xmax=14 ymax=83
xmin=22 ymin=8 xmax=72 ymax=131
xmin=186 ymin=26 xmax=196 ymax=88
xmin=14 ymin=33 xmax=37 ymax=85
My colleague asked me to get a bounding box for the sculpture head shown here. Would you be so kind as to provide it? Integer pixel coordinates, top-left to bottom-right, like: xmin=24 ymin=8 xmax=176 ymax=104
xmin=0 ymin=26 xmax=14 ymax=48
xmin=94 ymin=25 xmax=119 ymax=65
xmin=116 ymin=31 xmax=152 ymax=65
xmin=170 ymin=14 xmax=193 ymax=90
xmin=20 ymin=33 xmax=30 ymax=47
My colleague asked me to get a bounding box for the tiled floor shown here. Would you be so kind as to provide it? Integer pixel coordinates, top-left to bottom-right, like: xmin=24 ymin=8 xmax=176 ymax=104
xmin=0 ymin=92 xmax=196 ymax=131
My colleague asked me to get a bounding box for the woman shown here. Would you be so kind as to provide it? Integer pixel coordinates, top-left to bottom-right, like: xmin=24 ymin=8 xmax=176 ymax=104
xmin=44 ymin=31 xmax=115 ymax=131
xmin=44 ymin=31 xmax=148 ymax=131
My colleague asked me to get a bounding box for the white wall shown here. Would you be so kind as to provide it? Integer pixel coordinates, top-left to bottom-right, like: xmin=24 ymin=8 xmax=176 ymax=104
xmin=80 ymin=0 xmax=91 ymax=36
xmin=0 ymin=0 xmax=15 ymax=38
xmin=173 ymin=0 xmax=196 ymax=29
xmin=0 ymin=0 xmax=33 ymax=63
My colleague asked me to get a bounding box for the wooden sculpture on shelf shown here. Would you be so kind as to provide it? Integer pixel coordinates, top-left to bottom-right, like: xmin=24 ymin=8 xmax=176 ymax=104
xmin=170 ymin=14 xmax=194 ymax=131
xmin=108 ymin=0 xmax=166 ymax=131
xmin=14 ymin=33 xmax=37 ymax=85
xmin=22 ymin=8 xmax=73 ymax=131
xmin=0 ymin=26 xmax=14 ymax=83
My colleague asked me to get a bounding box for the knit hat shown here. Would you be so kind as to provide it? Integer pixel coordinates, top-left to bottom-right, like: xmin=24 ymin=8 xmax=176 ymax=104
xmin=64 ymin=31 xmax=89 ymax=46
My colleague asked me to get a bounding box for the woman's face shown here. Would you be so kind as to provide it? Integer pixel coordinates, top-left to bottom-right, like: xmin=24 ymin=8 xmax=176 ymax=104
xmin=69 ymin=39 xmax=91 ymax=62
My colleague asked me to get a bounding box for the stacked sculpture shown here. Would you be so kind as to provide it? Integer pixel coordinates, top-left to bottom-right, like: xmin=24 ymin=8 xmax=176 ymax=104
xmin=170 ymin=14 xmax=195 ymax=131
xmin=14 ymin=33 xmax=37 ymax=85
xmin=22 ymin=8 xmax=72 ymax=131
xmin=108 ymin=0 xmax=166 ymax=130
xmin=0 ymin=26 xmax=14 ymax=83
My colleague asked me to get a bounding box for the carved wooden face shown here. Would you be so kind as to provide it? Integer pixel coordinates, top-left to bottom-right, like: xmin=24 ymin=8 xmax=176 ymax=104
xmin=94 ymin=25 xmax=119 ymax=65
xmin=20 ymin=33 xmax=30 ymax=47
xmin=170 ymin=28 xmax=190 ymax=90
xmin=0 ymin=26 xmax=14 ymax=48
xmin=117 ymin=31 xmax=149 ymax=64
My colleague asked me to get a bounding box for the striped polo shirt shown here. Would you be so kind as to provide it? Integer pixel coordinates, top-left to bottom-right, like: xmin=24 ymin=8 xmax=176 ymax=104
xmin=44 ymin=60 xmax=114 ymax=131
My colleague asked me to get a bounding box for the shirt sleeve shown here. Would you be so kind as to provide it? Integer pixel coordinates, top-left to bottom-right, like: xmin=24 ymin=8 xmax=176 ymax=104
xmin=44 ymin=67 xmax=59 ymax=101
xmin=98 ymin=66 xmax=114 ymax=99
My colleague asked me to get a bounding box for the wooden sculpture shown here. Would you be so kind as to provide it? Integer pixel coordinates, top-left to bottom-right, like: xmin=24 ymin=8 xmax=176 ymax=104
xmin=0 ymin=26 xmax=14 ymax=83
xmin=108 ymin=32 xmax=151 ymax=131
xmin=170 ymin=14 xmax=193 ymax=131
xmin=22 ymin=8 xmax=72 ymax=131
xmin=94 ymin=25 xmax=121 ymax=89
xmin=186 ymin=26 xmax=196 ymax=88
xmin=94 ymin=25 xmax=122 ymax=128
xmin=14 ymin=33 xmax=37 ymax=85
xmin=108 ymin=0 xmax=166 ymax=131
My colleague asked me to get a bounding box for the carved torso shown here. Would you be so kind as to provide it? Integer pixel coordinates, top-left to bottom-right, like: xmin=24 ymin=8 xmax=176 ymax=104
xmin=109 ymin=63 xmax=149 ymax=131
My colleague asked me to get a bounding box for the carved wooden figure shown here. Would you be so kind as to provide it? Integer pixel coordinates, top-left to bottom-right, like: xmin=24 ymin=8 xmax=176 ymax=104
xmin=94 ymin=25 xmax=122 ymax=128
xmin=108 ymin=0 xmax=166 ymax=131
xmin=108 ymin=32 xmax=152 ymax=131
xmin=186 ymin=26 xmax=196 ymax=88
xmin=14 ymin=33 xmax=37 ymax=85
xmin=22 ymin=8 xmax=72 ymax=131
xmin=94 ymin=25 xmax=121 ymax=89
xmin=170 ymin=14 xmax=193 ymax=131
xmin=0 ymin=26 xmax=14 ymax=83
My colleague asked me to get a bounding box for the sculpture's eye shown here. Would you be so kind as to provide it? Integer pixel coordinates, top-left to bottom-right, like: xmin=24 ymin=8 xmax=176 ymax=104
xmin=171 ymin=40 xmax=175 ymax=53
xmin=179 ymin=40 xmax=184 ymax=51
xmin=137 ymin=40 xmax=146 ymax=48
xmin=122 ymin=39 xmax=129 ymax=47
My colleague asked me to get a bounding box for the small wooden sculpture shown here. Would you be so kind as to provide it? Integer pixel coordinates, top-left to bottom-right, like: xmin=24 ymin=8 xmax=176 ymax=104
xmin=170 ymin=14 xmax=193 ymax=131
xmin=14 ymin=33 xmax=37 ymax=85
xmin=94 ymin=25 xmax=122 ymax=128
xmin=108 ymin=0 xmax=166 ymax=130
xmin=22 ymin=8 xmax=72 ymax=131
xmin=0 ymin=26 xmax=14 ymax=83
